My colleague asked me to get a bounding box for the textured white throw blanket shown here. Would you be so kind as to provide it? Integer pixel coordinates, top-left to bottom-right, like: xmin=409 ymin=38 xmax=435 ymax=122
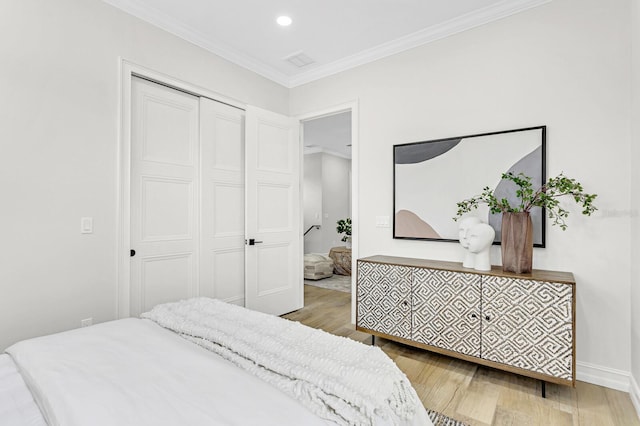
xmin=142 ymin=298 xmax=421 ymax=425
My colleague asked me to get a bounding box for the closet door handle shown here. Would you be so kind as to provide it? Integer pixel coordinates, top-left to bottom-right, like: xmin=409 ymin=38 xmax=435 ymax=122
xmin=130 ymin=249 xmax=136 ymax=257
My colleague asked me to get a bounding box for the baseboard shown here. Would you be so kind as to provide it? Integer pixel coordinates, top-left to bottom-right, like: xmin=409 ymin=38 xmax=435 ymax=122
xmin=576 ymin=361 xmax=630 ymax=392
xmin=631 ymin=374 xmax=640 ymax=420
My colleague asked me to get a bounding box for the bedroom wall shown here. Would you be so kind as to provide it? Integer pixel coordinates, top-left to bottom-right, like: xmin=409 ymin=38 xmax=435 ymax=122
xmin=303 ymin=152 xmax=352 ymax=254
xmin=630 ymin=0 xmax=640 ymax=412
xmin=303 ymin=153 xmax=323 ymax=254
xmin=321 ymin=153 xmax=352 ymax=252
xmin=0 ymin=0 xmax=288 ymax=351
xmin=290 ymin=0 xmax=634 ymax=390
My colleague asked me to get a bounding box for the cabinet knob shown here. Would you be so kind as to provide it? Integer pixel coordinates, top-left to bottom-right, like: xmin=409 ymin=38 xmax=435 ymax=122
xmin=471 ymin=313 xmax=477 ymax=318
xmin=402 ymin=300 xmax=409 ymax=307
xmin=485 ymin=315 xmax=491 ymax=321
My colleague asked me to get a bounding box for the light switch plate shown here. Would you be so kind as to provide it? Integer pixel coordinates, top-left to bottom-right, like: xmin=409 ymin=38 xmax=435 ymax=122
xmin=81 ymin=217 xmax=93 ymax=234
xmin=376 ymin=216 xmax=390 ymax=228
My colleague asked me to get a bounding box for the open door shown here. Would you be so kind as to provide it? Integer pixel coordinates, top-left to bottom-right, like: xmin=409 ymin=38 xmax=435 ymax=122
xmin=244 ymin=106 xmax=302 ymax=316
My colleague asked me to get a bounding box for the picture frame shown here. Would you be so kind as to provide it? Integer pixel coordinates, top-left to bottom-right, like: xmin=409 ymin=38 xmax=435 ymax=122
xmin=393 ymin=126 xmax=546 ymax=247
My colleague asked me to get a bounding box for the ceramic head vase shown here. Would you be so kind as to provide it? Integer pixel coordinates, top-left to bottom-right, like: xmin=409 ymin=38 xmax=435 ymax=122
xmin=467 ymin=223 xmax=495 ymax=271
xmin=458 ymin=217 xmax=482 ymax=268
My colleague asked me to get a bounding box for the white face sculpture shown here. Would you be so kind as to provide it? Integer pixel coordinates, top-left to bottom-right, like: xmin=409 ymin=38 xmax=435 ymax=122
xmin=467 ymin=223 xmax=496 ymax=253
xmin=458 ymin=217 xmax=482 ymax=249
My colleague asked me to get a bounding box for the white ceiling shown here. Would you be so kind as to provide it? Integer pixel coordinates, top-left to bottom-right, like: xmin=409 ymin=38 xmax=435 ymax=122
xmin=303 ymin=112 xmax=352 ymax=159
xmin=102 ymin=0 xmax=550 ymax=88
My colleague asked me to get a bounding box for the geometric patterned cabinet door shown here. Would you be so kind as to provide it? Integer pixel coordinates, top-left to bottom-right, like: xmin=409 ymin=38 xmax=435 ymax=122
xmin=481 ymin=276 xmax=573 ymax=380
xmin=356 ymin=261 xmax=412 ymax=339
xmin=412 ymin=268 xmax=481 ymax=357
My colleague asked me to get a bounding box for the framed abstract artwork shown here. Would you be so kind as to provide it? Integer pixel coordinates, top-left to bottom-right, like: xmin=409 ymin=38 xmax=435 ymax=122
xmin=393 ymin=126 xmax=546 ymax=247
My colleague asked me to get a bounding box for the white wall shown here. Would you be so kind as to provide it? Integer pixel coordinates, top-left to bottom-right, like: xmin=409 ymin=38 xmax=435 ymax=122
xmin=303 ymin=153 xmax=351 ymax=254
xmin=630 ymin=0 xmax=640 ymax=413
xmin=0 ymin=0 xmax=288 ymax=351
xmin=303 ymin=153 xmax=323 ymax=253
xmin=291 ymin=0 xmax=633 ymax=388
xmin=321 ymin=154 xmax=352 ymax=251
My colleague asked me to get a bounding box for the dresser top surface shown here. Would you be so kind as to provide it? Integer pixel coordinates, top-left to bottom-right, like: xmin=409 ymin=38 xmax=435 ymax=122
xmin=358 ymin=255 xmax=575 ymax=284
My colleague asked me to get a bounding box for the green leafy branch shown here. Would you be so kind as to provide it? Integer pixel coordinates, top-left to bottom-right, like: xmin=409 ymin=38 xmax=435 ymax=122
xmin=454 ymin=172 xmax=597 ymax=230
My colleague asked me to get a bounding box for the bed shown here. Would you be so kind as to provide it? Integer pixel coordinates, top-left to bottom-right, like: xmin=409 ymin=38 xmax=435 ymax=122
xmin=0 ymin=354 xmax=47 ymax=426
xmin=2 ymin=298 xmax=432 ymax=426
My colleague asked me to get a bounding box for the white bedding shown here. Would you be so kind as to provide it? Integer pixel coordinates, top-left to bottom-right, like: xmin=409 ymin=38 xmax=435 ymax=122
xmin=0 ymin=354 xmax=47 ymax=426
xmin=142 ymin=298 xmax=423 ymax=425
xmin=6 ymin=316 xmax=432 ymax=426
xmin=7 ymin=318 xmax=329 ymax=426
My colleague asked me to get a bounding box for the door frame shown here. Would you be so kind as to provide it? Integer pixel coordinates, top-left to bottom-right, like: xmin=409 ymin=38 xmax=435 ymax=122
xmin=297 ymin=100 xmax=360 ymax=323
xmin=116 ymin=59 xmax=245 ymax=319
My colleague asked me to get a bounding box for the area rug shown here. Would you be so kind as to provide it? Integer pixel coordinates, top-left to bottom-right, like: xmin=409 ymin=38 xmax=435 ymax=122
xmin=304 ymin=274 xmax=351 ymax=293
xmin=426 ymin=408 xmax=469 ymax=426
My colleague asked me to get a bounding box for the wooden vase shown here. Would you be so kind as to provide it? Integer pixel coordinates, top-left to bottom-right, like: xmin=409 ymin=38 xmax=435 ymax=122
xmin=501 ymin=212 xmax=533 ymax=274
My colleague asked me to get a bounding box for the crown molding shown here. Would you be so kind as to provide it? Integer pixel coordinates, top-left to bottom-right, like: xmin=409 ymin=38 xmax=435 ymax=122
xmin=288 ymin=0 xmax=552 ymax=87
xmin=101 ymin=0 xmax=291 ymax=86
xmin=103 ymin=0 xmax=551 ymax=89
xmin=304 ymin=147 xmax=351 ymax=160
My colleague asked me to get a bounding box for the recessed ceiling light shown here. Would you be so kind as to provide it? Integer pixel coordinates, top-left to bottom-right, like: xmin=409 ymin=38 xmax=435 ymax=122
xmin=277 ymin=16 xmax=292 ymax=26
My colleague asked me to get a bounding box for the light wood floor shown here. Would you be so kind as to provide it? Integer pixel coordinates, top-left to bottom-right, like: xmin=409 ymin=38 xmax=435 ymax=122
xmin=283 ymin=285 xmax=640 ymax=426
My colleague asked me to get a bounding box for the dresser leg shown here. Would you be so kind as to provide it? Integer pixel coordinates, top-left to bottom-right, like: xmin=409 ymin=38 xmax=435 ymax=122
xmin=371 ymin=335 xmax=376 ymax=346
xmin=541 ymin=381 xmax=546 ymax=398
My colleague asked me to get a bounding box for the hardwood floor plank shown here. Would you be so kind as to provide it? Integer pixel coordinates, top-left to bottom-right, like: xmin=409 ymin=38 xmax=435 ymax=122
xmin=455 ymin=378 xmax=500 ymax=424
xmin=605 ymin=386 xmax=640 ymax=425
xmin=284 ymin=285 xmax=640 ymax=426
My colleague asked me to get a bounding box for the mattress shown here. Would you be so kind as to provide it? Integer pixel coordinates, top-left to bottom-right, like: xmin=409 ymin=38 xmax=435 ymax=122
xmin=7 ymin=319 xmax=329 ymax=426
xmin=0 ymin=354 xmax=46 ymax=426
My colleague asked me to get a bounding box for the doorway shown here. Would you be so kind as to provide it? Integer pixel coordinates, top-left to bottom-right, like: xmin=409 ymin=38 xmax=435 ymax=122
xmin=302 ymin=111 xmax=353 ymax=294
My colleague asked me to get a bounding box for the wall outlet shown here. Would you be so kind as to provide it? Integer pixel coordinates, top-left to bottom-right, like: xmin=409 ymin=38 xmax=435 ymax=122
xmin=81 ymin=318 xmax=93 ymax=327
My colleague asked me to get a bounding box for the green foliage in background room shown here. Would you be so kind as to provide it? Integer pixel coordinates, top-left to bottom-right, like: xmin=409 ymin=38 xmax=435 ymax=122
xmin=336 ymin=218 xmax=352 ymax=242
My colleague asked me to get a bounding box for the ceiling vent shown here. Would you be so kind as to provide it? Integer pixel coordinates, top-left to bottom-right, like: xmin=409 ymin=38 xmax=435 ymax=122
xmin=284 ymin=51 xmax=315 ymax=68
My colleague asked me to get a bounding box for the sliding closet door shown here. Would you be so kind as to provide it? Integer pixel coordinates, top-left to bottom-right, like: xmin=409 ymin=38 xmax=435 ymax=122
xmin=200 ymin=98 xmax=246 ymax=306
xmin=130 ymin=77 xmax=200 ymax=317
xmin=128 ymin=77 xmax=301 ymax=317
xmin=245 ymin=106 xmax=302 ymax=316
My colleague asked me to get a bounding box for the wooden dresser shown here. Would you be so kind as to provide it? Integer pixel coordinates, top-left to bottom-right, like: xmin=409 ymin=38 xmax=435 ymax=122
xmin=356 ymin=255 xmax=576 ymax=387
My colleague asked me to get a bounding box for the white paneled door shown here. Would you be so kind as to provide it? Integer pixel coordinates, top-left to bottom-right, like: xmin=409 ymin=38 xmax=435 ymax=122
xmin=130 ymin=77 xmax=199 ymax=316
xmin=199 ymin=98 xmax=246 ymax=306
xmin=130 ymin=77 xmax=301 ymax=317
xmin=245 ymin=106 xmax=302 ymax=316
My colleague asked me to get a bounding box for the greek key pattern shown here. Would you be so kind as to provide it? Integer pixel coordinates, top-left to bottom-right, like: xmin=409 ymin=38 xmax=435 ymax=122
xmin=356 ymin=261 xmax=412 ymax=339
xmin=481 ymin=276 xmax=573 ymax=380
xmin=412 ymin=269 xmax=481 ymax=357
